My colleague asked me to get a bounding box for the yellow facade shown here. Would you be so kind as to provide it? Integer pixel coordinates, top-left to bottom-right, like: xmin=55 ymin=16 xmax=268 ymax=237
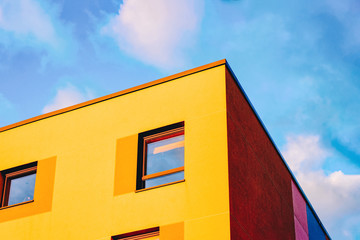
xmin=0 ymin=61 xmax=231 ymax=239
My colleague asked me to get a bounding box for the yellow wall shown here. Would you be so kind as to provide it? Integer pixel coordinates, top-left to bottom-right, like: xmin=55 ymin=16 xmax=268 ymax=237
xmin=0 ymin=64 xmax=230 ymax=239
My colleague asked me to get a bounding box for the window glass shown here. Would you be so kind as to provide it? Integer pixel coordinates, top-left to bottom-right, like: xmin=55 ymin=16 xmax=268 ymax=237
xmin=7 ymin=173 xmax=36 ymax=206
xmin=1 ymin=163 xmax=37 ymax=207
xmin=146 ymin=134 xmax=184 ymax=175
xmin=137 ymin=122 xmax=185 ymax=190
xmin=145 ymin=171 xmax=184 ymax=188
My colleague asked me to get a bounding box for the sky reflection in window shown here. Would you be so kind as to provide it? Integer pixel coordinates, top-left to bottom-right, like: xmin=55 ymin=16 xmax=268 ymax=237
xmin=146 ymin=135 xmax=184 ymax=175
xmin=145 ymin=171 xmax=184 ymax=188
xmin=8 ymin=173 xmax=36 ymax=206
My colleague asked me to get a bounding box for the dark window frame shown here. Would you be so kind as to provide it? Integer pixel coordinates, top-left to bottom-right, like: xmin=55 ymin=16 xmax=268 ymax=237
xmin=136 ymin=122 xmax=184 ymax=190
xmin=112 ymin=227 xmax=159 ymax=240
xmin=0 ymin=162 xmax=37 ymax=208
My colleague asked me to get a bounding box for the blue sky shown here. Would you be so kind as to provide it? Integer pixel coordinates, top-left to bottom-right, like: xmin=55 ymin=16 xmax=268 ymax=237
xmin=0 ymin=0 xmax=359 ymax=238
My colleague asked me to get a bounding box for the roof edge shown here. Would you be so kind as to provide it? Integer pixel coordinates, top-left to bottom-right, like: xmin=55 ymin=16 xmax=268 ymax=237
xmin=0 ymin=59 xmax=226 ymax=133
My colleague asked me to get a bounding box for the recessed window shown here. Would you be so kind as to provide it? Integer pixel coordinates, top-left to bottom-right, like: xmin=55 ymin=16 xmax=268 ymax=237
xmin=137 ymin=122 xmax=184 ymax=190
xmin=1 ymin=162 xmax=37 ymax=207
xmin=112 ymin=227 xmax=159 ymax=240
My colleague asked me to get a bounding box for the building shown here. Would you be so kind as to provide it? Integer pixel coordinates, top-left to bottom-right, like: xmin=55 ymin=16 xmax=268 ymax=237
xmin=0 ymin=60 xmax=330 ymax=240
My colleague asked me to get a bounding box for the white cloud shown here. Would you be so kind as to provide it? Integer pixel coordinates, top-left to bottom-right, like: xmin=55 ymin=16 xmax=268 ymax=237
xmin=282 ymin=134 xmax=360 ymax=239
xmin=0 ymin=0 xmax=57 ymax=46
xmin=42 ymin=84 xmax=95 ymax=114
xmin=282 ymin=135 xmax=330 ymax=172
xmin=101 ymin=0 xmax=204 ymax=69
xmin=0 ymin=0 xmax=76 ymax=67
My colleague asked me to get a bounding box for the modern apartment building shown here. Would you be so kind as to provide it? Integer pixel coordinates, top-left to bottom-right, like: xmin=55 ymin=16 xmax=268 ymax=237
xmin=0 ymin=60 xmax=330 ymax=239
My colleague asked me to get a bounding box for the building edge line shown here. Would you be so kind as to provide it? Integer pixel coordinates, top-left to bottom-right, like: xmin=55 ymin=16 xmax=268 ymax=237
xmin=0 ymin=59 xmax=227 ymax=133
xmin=224 ymin=61 xmax=331 ymax=240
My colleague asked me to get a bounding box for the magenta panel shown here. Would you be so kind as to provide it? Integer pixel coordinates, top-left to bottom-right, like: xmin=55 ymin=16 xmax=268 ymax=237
xmin=292 ymin=181 xmax=308 ymax=235
xmin=294 ymin=215 xmax=309 ymax=240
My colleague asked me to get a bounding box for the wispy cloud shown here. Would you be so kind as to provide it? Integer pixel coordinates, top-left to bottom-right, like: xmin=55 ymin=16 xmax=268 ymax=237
xmin=208 ymin=0 xmax=360 ymax=168
xmin=322 ymin=0 xmax=360 ymax=51
xmin=282 ymin=134 xmax=360 ymax=239
xmin=101 ymin=0 xmax=204 ymax=70
xmin=0 ymin=0 xmax=57 ymax=46
xmin=0 ymin=0 xmax=76 ymax=67
xmin=42 ymin=84 xmax=94 ymax=114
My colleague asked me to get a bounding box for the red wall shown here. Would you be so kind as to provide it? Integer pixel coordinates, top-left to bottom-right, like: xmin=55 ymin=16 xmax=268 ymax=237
xmin=226 ymin=69 xmax=295 ymax=240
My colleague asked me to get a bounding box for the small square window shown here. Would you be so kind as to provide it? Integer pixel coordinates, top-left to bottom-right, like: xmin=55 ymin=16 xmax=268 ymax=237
xmin=1 ymin=162 xmax=37 ymax=207
xmin=112 ymin=227 xmax=159 ymax=240
xmin=137 ymin=122 xmax=184 ymax=190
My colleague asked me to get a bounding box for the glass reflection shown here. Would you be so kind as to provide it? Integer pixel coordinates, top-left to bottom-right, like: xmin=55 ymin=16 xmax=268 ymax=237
xmin=146 ymin=135 xmax=184 ymax=175
xmin=8 ymin=173 xmax=36 ymax=206
xmin=145 ymin=171 xmax=184 ymax=188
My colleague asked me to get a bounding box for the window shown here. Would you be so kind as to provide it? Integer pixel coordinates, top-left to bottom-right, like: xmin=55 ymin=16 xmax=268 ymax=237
xmin=112 ymin=227 xmax=159 ymax=240
xmin=137 ymin=122 xmax=184 ymax=190
xmin=0 ymin=162 xmax=37 ymax=208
